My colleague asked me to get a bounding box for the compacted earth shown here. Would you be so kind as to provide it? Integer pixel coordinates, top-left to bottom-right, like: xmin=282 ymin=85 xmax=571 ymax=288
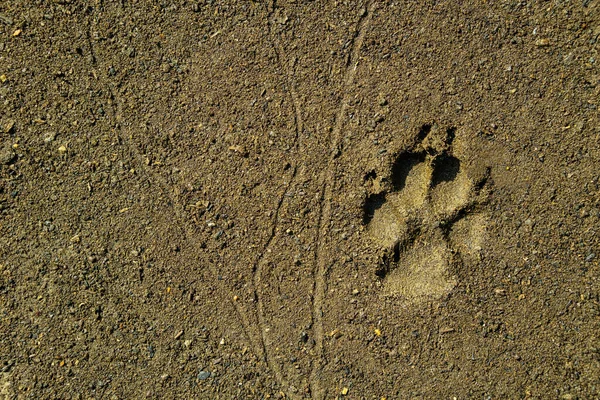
xmin=1 ymin=1 xmax=599 ymax=399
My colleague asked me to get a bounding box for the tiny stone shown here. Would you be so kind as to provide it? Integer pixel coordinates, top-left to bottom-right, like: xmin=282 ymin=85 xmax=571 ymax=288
xmin=535 ymin=38 xmax=550 ymax=47
xmin=560 ymin=394 xmax=577 ymax=400
xmin=2 ymin=119 xmax=14 ymax=133
xmin=0 ymin=143 xmax=15 ymax=165
xmin=0 ymin=13 xmax=13 ymax=25
xmin=197 ymin=370 xmax=211 ymax=380
xmin=300 ymin=331 xmax=309 ymax=343
xmin=58 ymin=145 xmax=67 ymax=153
xmin=44 ymin=132 xmax=55 ymax=143
xmin=585 ymin=253 xmax=596 ymax=262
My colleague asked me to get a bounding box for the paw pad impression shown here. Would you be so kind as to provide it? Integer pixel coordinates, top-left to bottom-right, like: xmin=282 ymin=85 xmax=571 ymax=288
xmin=364 ymin=124 xmax=489 ymax=302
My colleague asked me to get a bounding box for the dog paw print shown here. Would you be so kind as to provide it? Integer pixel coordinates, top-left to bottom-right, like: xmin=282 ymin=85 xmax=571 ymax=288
xmin=364 ymin=124 xmax=490 ymax=302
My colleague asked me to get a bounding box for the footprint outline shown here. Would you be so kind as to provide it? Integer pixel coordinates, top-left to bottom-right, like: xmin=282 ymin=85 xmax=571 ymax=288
xmin=364 ymin=123 xmax=490 ymax=301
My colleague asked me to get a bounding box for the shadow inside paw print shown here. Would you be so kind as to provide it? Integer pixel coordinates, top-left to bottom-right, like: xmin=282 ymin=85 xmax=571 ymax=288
xmin=364 ymin=124 xmax=489 ymax=302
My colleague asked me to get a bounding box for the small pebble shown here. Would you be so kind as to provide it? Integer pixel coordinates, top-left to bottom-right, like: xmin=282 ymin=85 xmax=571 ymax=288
xmin=585 ymin=253 xmax=596 ymax=262
xmin=124 ymin=47 xmax=136 ymax=58
xmin=197 ymin=371 xmax=211 ymax=380
xmin=560 ymin=394 xmax=576 ymax=400
xmin=0 ymin=13 xmax=13 ymax=25
xmin=44 ymin=133 xmax=55 ymax=143
xmin=329 ymin=329 xmax=342 ymax=339
xmin=0 ymin=143 xmax=15 ymax=164
xmin=535 ymin=38 xmax=550 ymax=47
xmin=300 ymin=331 xmax=309 ymax=343
xmin=58 ymin=145 xmax=67 ymax=153
xmin=2 ymin=119 xmax=14 ymax=133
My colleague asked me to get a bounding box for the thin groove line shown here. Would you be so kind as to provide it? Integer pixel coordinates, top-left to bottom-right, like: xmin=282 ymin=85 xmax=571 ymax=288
xmin=115 ymin=116 xmax=265 ymax=362
xmin=266 ymin=0 xmax=303 ymax=150
xmin=243 ymin=1 xmax=307 ymax=397
xmin=123 ymin=125 xmax=266 ymax=364
xmin=309 ymin=3 xmax=376 ymax=399
xmin=252 ymin=166 xmax=297 ymax=395
xmin=85 ymin=9 xmax=265 ymax=371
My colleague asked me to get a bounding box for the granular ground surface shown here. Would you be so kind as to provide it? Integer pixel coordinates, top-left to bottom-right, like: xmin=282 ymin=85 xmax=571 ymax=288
xmin=1 ymin=1 xmax=599 ymax=399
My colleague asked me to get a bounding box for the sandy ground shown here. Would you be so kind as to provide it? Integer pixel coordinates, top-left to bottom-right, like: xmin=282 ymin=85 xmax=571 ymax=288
xmin=1 ymin=1 xmax=599 ymax=398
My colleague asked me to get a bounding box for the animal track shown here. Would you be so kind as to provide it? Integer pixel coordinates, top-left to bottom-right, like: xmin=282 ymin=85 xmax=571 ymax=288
xmin=364 ymin=124 xmax=489 ymax=302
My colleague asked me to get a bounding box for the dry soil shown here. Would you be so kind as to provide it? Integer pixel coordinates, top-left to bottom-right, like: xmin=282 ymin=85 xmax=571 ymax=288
xmin=1 ymin=1 xmax=599 ymax=399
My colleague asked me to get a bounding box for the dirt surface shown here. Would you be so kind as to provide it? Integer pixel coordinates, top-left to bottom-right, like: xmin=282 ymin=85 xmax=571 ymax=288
xmin=1 ymin=0 xmax=599 ymax=399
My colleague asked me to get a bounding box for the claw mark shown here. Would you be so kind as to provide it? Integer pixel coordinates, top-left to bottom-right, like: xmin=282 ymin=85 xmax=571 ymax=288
xmin=311 ymin=3 xmax=377 ymax=399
